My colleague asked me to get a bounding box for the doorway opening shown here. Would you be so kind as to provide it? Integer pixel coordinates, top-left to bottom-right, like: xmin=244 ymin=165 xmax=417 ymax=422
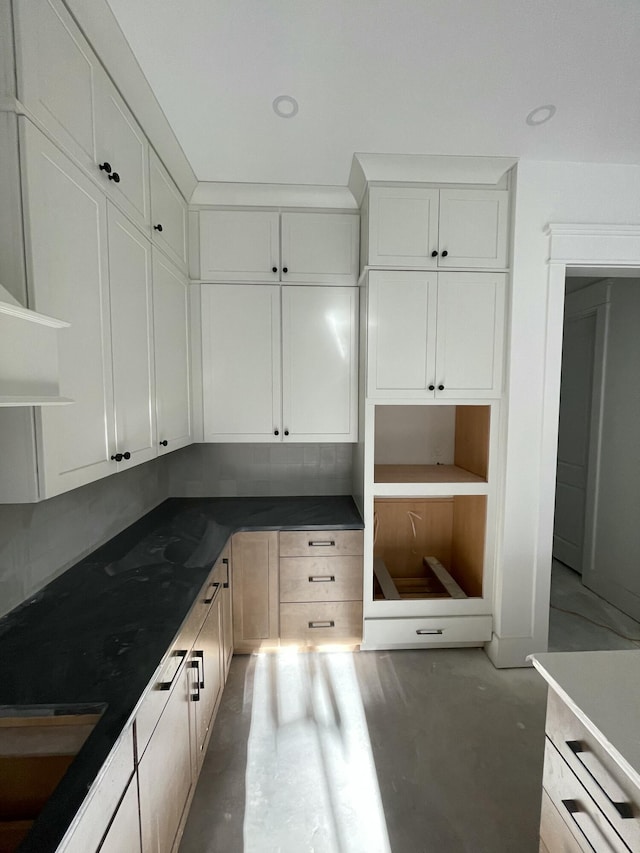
xmin=550 ymin=272 xmax=640 ymax=651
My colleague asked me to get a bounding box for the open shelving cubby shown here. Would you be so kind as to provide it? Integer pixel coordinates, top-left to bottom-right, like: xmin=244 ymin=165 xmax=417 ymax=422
xmin=373 ymin=404 xmax=490 ymax=489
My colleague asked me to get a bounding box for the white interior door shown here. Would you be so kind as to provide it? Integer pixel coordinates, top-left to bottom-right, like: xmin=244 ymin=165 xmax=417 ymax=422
xmin=201 ymin=284 xmax=281 ymax=441
xmin=281 ymin=286 xmax=358 ymax=441
xmin=107 ymin=205 xmax=156 ymax=470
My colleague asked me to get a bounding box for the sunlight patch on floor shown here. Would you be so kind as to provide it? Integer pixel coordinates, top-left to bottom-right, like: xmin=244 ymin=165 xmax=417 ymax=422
xmin=243 ymin=651 xmax=391 ymax=853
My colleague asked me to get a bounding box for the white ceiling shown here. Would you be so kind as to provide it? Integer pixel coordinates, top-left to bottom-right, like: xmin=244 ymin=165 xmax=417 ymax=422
xmin=106 ymin=0 xmax=640 ymax=187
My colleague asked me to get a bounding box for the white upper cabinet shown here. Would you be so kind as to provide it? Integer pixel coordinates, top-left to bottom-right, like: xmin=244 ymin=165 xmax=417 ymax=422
xmin=14 ymin=0 xmax=98 ymax=171
xmin=366 ymin=186 xmax=509 ymax=270
xmin=280 ymin=213 xmax=359 ymax=285
xmin=150 ymin=151 xmax=188 ymax=272
xmin=14 ymin=0 xmax=151 ymax=234
xmin=367 ymin=187 xmax=439 ymax=268
xmin=200 ymin=284 xmax=358 ymax=442
xmin=367 ymin=270 xmax=505 ymax=400
xmin=21 ymin=120 xmax=115 ymax=497
xmin=153 ymin=251 xmax=191 ymax=453
xmin=107 ymin=205 xmax=156 ymax=469
xmin=281 ymin=286 xmax=358 ymax=441
xmin=201 ymin=284 xmax=282 ymax=441
xmin=200 ymin=211 xmax=280 ymax=283
xmin=367 ymin=271 xmax=437 ymax=398
xmin=95 ymin=75 xmax=150 ymax=233
xmin=199 ymin=210 xmax=359 ymax=285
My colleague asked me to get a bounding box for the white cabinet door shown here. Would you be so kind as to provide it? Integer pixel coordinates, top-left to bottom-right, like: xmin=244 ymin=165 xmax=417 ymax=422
xmin=199 ymin=210 xmax=279 ymax=282
xmin=107 ymin=205 xmax=157 ymax=470
xmin=153 ymin=252 xmax=191 ymax=454
xmin=438 ymin=190 xmax=509 ymax=269
xmin=20 ymin=120 xmax=116 ymax=497
xmin=98 ymin=775 xmax=141 ymax=853
xmin=150 ymin=151 xmax=188 ymax=272
xmin=138 ymin=664 xmax=193 ymax=853
xmin=280 ymin=213 xmax=359 ymax=285
xmin=282 ymin=286 xmax=358 ymax=440
xmin=95 ymin=75 xmax=150 ymax=233
xmin=201 ymin=284 xmax=281 ymax=441
xmin=367 ymin=187 xmax=439 ymax=268
xmin=367 ymin=271 xmax=437 ymax=398
xmin=14 ymin=0 xmax=98 ymax=172
xmin=435 ymin=273 xmax=505 ymax=398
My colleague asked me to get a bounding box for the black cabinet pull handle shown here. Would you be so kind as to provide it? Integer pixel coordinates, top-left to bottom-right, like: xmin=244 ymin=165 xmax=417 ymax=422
xmin=431 ymin=250 xmax=438 ymax=257
xmin=110 ymin=453 xmax=123 ymax=462
xmin=204 ymin=581 xmax=220 ymax=605
xmin=190 ymin=659 xmax=201 ymax=701
xmin=284 ymin=429 xmax=289 ymax=436
xmin=438 ymin=384 xmax=445 ymax=391
xmin=99 ymin=162 xmax=112 ymax=174
xmin=309 ymin=620 xmax=334 ymax=629
xmin=159 ymin=440 xmax=168 ymax=447
xmin=282 ymin=266 xmax=288 ymax=274
xmin=222 ymin=557 xmax=230 ymax=589
xmin=123 ymin=451 xmax=131 ymax=460
xmin=158 ymin=649 xmax=187 ymax=690
xmin=108 ymin=172 xmax=120 ymax=183
xmin=193 ymin=650 xmax=205 ymax=689
xmin=566 ymin=741 xmax=635 ymax=818
xmin=428 ymin=384 xmax=435 ymax=391
xmin=308 ymin=540 xmax=335 ymax=547
xmin=441 ymin=250 xmax=448 ymax=257
xmin=274 ymin=429 xmax=279 ymax=436
xmin=272 ymin=266 xmax=278 ymax=273
xmin=154 ymin=224 xmax=163 ymax=232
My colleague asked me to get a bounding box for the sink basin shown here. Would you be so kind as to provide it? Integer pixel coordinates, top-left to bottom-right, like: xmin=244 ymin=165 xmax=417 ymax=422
xmin=0 ymin=705 xmax=104 ymax=853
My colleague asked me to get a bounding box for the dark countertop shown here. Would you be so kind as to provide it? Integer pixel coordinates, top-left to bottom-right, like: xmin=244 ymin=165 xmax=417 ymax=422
xmin=0 ymin=495 xmax=363 ymax=853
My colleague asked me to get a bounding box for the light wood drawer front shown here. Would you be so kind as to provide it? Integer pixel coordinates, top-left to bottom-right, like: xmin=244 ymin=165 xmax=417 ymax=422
xmin=546 ymin=689 xmax=640 ymax=850
xmin=280 ymin=601 xmax=363 ymax=644
xmin=539 ymin=789 xmax=585 ymax=853
xmin=280 ymin=556 xmax=363 ymax=602
xmin=362 ymin=614 xmax=492 ymax=649
xmin=543 ymin=739 xmax=631 ymax=853
xmin=279 ymin=530 xmax=363 ymax=557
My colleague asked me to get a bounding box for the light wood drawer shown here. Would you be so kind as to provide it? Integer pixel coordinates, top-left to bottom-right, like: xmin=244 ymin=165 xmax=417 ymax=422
xmin=543 ymin=738 xmax=631 ymax=853
xmin=279 ymin=529 xmax=363 ymax=557
xmin=280 ymin=556 xmax=363 ymax=602
xmin=546 ymin=689 xmax=640 ymax=851
xmin=362 ymin=614 xmax=492 ymax=649
xmin=539 ymin=788 xmax=585 ymax=853
xmin=280 ymin=601 xmax=363 ymax=644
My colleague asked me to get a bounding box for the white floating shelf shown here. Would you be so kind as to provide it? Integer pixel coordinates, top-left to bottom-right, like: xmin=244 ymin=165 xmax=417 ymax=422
xmin=0 ymin=284 xmax=73 ymax=406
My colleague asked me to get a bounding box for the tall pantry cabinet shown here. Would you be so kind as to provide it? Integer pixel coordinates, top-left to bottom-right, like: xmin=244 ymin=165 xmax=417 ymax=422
xmin=356 ymin=181 xmax=511 ymax=650
xmin=0 ymin=0 xmax=192 ymax=503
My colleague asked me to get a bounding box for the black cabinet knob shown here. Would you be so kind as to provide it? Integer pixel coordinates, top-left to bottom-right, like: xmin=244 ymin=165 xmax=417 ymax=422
xmin=274 ymin=429 xmax=279 ymax=436
xmin=99 ymin=162 xmax=112 ymax=174
xmin=431 ymin=250 xmax=438 ymax=258
xmin=282 ymin=267 xmax=288 ymax=274
xmin=284 ymin=429 xmax=289 ymax=436
xmin=441 ymin=250 xmax=448 ymax=257
xmin=154 ymin=224 xmax=163 ymax=232
xmin=272 ymin=266 xmax=278 ymax=273
xmin=108 ymin=172 xmax=120 ymax=183
xmin=110 ymin=453 xmax=123 ymax=462
xmin=428 ymin=384 xmax=435 ymax=391
xmin=438 ymin=384 xmax=445 ymax=391
xmin=160 ymin=440 xmax=168 ymax=447
xmin=123 ymin=451 xmax=131 ymax=460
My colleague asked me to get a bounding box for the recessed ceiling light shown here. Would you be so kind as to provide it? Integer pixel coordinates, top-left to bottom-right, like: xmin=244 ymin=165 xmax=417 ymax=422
xmin=526 ymin=104 xmax=556 ymax=126
xmin=273 ymin=95 xmax=299 ymax=119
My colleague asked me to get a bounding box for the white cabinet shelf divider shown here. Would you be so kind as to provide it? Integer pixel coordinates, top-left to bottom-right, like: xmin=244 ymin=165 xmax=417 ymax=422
xmin=0 ymin=284 xmax=73 ymax=406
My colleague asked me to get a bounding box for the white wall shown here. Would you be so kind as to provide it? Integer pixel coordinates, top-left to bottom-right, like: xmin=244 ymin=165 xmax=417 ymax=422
xmin=590 ymin=280 xmax=640 ymax=617
xmin=489 ymin=159 xmax=640 ymax=667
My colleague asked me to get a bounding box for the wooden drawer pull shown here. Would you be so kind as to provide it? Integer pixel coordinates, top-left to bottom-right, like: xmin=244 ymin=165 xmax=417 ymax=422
xmin=308 ymin=540 xmax=335 ymax=547
xmin=416 ymin=628 xmax=444 ymax=635
xmin=567 ymin=741 xmax=635 ymax=819
xmin=308 ymin=621 xmax=335 ymax=629
xmin=308 ymin=575 xmax=336 ymax=583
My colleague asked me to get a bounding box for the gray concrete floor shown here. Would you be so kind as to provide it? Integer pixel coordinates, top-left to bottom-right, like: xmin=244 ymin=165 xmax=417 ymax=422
xmin=179 ymin=648 xmax=548 ymax=853
xmin=549 ymin=560 xmax=640 ymax=652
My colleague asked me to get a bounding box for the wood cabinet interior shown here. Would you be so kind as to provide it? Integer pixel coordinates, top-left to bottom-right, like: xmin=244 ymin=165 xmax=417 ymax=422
xmin=373 ymin=496 xmax=486 ymax=599
xmin=374 ymin=404 xmax=490 ymax=484
xmin=0 ymin=712 xmax=101 ymax=853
